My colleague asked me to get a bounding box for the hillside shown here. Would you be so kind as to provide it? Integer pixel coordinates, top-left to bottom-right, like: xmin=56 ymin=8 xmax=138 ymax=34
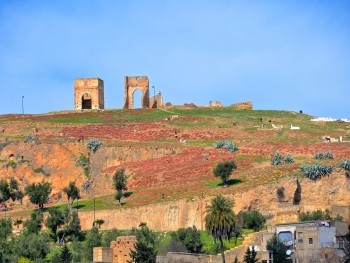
xmin=0 ymin=107 xmax=349 ymax=229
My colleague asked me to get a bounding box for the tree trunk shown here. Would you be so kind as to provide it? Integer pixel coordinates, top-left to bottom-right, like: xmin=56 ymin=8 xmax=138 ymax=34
xmin=219 ymin=237 xmax=226 ymax=263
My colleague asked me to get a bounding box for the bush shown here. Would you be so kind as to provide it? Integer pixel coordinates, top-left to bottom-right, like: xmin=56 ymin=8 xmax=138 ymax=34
xmin=315 ymin=151 xmax=333 ymax=160
xmin=213 ymin=160 xmax=237 ymax=185
xmin=315 ymin=152 xmax=324 ymax=160
xmin=271 ymin=152 xmax=283 ymax=165
xmin=298 ymin=209 xmax=342 ymax=221
xmin=215 ymin=140 xmax=238 ymax=153
xmin=276 ymin=187 xmax=285 ymax=202
xmin=171 ymin=226 xmax=203 ymax=253
xmin=241 ymin=210 xmax=266 ymax=231
xmin=324 ymin=151 xmax=333 ymax=159
xmin=293 ymin=179 xmax=301 ymax=205
xmin=87 ymin=139 xmax=102 ymax=153
xmin=300 ymin=163 xmax=333 ymax=180
xmin=76 ymin=154 xmax=89 ymax=177
xmin=283 ymin=155 xmax=294 ymax=164
xmin=341 ymin=160 xmax=350 ymax=171
xmin=24 ymin=134 xmax=38 ymax=143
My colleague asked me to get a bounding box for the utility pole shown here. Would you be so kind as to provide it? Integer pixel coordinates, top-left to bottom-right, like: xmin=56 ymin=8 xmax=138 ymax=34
xmin=21 ymin=96 xmax=24 ymax=115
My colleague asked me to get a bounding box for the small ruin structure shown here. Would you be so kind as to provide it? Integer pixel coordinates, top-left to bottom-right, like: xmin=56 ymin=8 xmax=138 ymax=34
xmin=123 ymin=76 xmax=150 ymax=109
xmin=93 ymin=236 xmax=136 ymax=263
xmin=74 ymin=78 xmax=104 ymax=110
xmin=209 ymin=100 xmax=223 ymax=108
xmin=231 ymin=101 xmax=253 ymax=110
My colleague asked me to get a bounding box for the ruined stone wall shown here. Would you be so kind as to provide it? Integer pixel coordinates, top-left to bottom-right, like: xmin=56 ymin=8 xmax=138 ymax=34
xmin=74 ymin=78 xmax=104 ymax=110
xmin=230 ymin=101 xmax=253 ymax=110
xmin=123 ymin=76 xmax=150 ymax=109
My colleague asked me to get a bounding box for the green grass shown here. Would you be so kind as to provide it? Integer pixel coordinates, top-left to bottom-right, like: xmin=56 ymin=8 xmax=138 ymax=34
xmin=45 ymin=116 xmax=104 ymax=124
xmin=200 ymin=230 xmax=243 ymax=254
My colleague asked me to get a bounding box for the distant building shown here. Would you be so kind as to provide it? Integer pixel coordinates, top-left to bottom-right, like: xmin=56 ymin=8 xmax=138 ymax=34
xmin=259 ymin=221 xmax=348 ymax=263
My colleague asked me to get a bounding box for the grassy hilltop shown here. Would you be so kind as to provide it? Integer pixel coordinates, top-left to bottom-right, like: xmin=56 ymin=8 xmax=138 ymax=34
xmin=0 ymin=107 xmax=349 ymax=215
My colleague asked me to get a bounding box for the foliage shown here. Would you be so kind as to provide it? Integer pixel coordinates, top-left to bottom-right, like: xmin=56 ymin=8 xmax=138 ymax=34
xmin=63 ymin=181 xmax=80 ymax=207
xmin=205 ymin=195 xmax=236 ymax=263
xmin=129 ymin=223 xmax=157 ymax=263
xmin=45 ymin=207 xmax=64 ymax=236
xmin=113 ymin=169 xmax=128 ymax=205
xmin=298 ymin=209 xmax=342 ymax=221
xmin=271 ymin=153 xmax=294 ymax=165
xmin=71 ymin=238 xmax=85 ymax=263
xmin=283 ymin=155 xmax=294 ymax=164
xmin=276 ymin=187 xmax=285 ymax=202
xmin=9 ymin=177 xmax=24 ymax=202
xmin=341 ymin=160 xmax=350 ymax=178
xmin=315 ymin=151 xmax=333 ymax=160
xmin=215 ymin=140 xmax=239 ymax=153
xmin=271 ymin=152 xmax=283 ymax=165
xmin=59 ymin=244 xmax=72 ymax=263
xmin=13 ymin=218 xmax=23 ymax=229
xmin=314 ymin=152 xmax=324 ymax=160
xmin=6 ymin=160 xmax=17 ymax=168
xmin=25 ymin=181 xmax=52 ymax=209
xmin=24 ymin=134 xmax=38 ymax=143
xmin=85 ymin=227 xmax=101 ymax=261
xmin=293 ymin=179 xmax=301 ymax=205
xmin=0 ymin=177 xmax=23 ymax=203
xmin=11 ymin=232 xmax=50 ymax=262
xmin=101 ymin=228 xmax=122 ymax=247
xmin=242 ymin=210 xmax=266 ymax=231
xmin=243 ymin=246 xmax=258 ymax=263
xmin=87 ymin=139 xmax=102 ymax=153
xmin=171 ymin=226 xmax=203 ymax=253
xmin=213 ymin=160 xmax=237 ymax=185
xmin=341 ymin=160 xmax=350 ymax=171
xmin=266 ymin=234 xmax=288 ymax=263
xmin=300 ymin=163 xmax=333 ymax=180
xmin=76 ymin=154 xmax=90 ymax=178
xmin=0 ymin=179 xmax=10 ymax=203
xmin=0 ymin=218 xmax=12 ymax=240
xmin=324 ymin=150 xmax=333 ymax=159
xmin=94 ymin=219 xmax=105 ymax=228
xmin=62 ymin=209 xmax=81 ymax=241
xmin=159 ymin=239 xmax=187 ymax=255
xmin=24 ymin=210 xmax=44 ymax=234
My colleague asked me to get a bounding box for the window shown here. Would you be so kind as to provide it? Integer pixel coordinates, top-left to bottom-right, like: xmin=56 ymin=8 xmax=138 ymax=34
xmin=298 ymin=232 xmax=303 ymax=243
xmin=309 ymin=238 xmax=313 ymax=244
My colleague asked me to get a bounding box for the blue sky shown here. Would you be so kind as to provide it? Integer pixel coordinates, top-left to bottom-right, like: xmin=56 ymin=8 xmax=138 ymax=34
xmin=1 ymin=1 xmax=349 ymax=118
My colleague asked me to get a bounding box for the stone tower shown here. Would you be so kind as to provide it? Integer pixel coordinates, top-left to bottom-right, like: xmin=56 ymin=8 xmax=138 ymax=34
xmin=74 ymin=78 xmax=104 ymax=110
xmin=123 ymin=76 xmax=150 ymax=109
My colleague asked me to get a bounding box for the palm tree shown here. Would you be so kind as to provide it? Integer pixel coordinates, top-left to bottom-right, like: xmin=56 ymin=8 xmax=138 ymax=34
xmin=205 ymin=195 xmax=236 ymax=263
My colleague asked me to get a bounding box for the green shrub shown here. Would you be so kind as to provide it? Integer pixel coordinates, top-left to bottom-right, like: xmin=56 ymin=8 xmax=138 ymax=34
xmin=87 ymin=139 xmax=102 ymax=153
xmin=324 ymin=151 xmax=333 ymax=159
xmin=298 ymin=209 xmax=342 ymax=221
xmin=271 ymin=152 xmax=283 ymax=165
xmin=283 ymin=155 xmax=294 ymax=164
xmin=241 ymin=210 xmax=266 ymax=231
xmin=300 ymin=163 xmax=333 ymax=180
xmin=340 ymin=160 xmax=350 ymax=171
xmin=315 ymin=152 xmax=324 ymax=160
xmin=215 ymin=140 xmax=238 ymax=153
xmin=315 ymin=151 xmax=333 ymax=160
xmin=76 ymin=154 xmax=89 ymax=177
xmin=6 ymin=160 xmax=17 ymax=168
xmin=24 ymin=134 xmax=38 ymax=143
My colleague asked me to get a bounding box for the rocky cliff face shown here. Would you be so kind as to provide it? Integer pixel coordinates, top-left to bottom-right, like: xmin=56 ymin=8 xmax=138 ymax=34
xmin=78 ymin=171 xmax=350 ymax=230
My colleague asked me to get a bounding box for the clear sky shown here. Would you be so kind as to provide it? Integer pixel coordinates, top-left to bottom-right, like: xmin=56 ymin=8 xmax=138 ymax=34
xmin=1 ymin=1 xmax=349 ymax=118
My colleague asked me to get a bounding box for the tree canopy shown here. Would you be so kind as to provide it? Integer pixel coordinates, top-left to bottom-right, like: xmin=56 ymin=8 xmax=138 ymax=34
xmin=205 ymin=195 xmax=236 ymax=263
xmin=213 ymin=160 xmax=237 ymax=185
xmin=113 ymin=169 xmax=128 ymax=205
xmin=25 ymin=182 xmax=52 ymax=209
xmin=63 ymin=181 xmax=80 ymax=208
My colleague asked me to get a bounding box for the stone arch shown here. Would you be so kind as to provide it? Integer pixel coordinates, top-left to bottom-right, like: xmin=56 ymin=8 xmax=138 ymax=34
xmin=123 ymin=76 xmax=150 ymax=109
xmin=81 ymin=93 xmax=92 ymax=109
xmin=74 ymin=78 xmax=104 ymax=110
